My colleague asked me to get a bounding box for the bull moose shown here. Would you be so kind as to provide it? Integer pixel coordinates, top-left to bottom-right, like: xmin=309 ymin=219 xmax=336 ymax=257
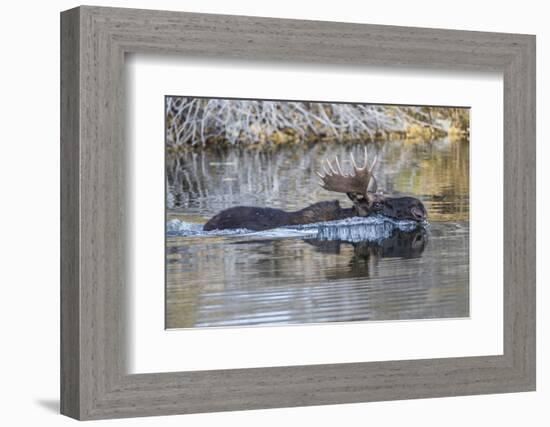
xmin=203 ymin=147 xmax=427 ymax=231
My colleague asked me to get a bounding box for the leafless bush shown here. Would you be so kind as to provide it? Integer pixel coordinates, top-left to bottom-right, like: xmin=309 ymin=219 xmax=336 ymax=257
xmin=166 ymin=97 xmax=463 ymax=148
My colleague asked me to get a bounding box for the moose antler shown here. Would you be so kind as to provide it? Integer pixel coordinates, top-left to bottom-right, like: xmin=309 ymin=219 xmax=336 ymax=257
xmin=316 ymin=146 xmax=378 ymax=196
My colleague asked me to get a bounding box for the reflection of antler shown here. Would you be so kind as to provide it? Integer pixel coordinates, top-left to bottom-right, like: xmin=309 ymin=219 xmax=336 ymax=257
xmin=317 ymin=146 xmax=378 ymax=196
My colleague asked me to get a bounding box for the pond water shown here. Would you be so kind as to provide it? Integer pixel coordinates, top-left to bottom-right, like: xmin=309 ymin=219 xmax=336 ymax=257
xmin=166 ymin=139 xmax=469 ymax=329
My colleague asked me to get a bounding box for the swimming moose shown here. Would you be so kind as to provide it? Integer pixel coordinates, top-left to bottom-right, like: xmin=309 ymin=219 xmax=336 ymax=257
xmin=203 ymin=147 xmax=427 ymax=231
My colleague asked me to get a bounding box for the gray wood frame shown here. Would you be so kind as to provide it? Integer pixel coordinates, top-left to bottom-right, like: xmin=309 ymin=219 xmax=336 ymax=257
xmin=61 ymin=5 xmax=536 ymax=420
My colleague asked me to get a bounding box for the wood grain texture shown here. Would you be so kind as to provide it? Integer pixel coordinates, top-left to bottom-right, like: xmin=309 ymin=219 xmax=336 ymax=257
xmin=60 ymin=7 xmax=80 ymax=419
xmin=60 ymin=5 xmax=536 ymax=420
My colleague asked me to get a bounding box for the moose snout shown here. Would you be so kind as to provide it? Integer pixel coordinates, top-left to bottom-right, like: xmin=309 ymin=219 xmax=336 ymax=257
xmin=410 ymin=205 xmax=427 ymax=221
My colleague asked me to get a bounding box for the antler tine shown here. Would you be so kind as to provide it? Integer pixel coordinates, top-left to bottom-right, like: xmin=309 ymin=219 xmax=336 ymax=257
xmin=350 ymin=146 xmax=370 ymax=172
xmin=334 ymin=155 xmax=345 ymax=176
xmin=370 ymin=152 xmax=378 ymax=172
xmin=350 ymin=151 xmax=358 ymax=170
xmin=326 ymin=159 xmax=338 ymax=175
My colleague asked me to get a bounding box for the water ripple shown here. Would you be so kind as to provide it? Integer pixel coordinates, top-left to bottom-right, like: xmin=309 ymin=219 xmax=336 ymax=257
xmin=167 ymin=215 xmax=426 ymax=243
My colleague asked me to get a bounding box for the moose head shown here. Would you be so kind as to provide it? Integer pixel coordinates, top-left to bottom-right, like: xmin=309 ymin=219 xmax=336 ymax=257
xmin=317 ymin=147 xmax=427 ymax=222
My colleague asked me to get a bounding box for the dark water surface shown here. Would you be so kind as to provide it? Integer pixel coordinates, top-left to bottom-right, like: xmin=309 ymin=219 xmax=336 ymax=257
xmin=166 ymin=139 xmax=469 ymax=329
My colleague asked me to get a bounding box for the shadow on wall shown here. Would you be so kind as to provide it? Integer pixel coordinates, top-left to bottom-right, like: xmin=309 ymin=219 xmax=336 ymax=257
xmin=35 ymin=399 xmax=59 ymax=414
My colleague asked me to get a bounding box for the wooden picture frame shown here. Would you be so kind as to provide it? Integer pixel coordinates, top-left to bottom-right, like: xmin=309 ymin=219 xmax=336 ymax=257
xmin=60 ymin=5 xmax=536 ymax=420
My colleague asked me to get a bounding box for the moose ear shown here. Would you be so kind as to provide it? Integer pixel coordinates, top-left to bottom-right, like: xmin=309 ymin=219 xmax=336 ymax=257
xmin=346 ymin=192 xmax=370 ymax=216
xmin=365 ymin=192 xmax=377 ymax=204
xmin=346 ymin=192 xmax=369 ymax=203
xmin=346 ymin=192 xmax=358 ymax=202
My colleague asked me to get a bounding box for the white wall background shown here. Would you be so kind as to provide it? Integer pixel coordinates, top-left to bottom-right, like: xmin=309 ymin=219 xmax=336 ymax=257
xmin=0 ymin=0 xmax=546 ymax=425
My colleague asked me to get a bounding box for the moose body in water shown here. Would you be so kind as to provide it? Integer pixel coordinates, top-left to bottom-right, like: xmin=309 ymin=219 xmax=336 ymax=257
xmin=203 ymin=147 xmax=427 ymax=231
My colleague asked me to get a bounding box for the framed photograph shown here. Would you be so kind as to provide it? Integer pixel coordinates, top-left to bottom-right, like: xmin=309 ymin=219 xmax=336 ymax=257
xmin=164 ymin=96 xmax=468 ymax=330
xmin=61 ymin=6 xmax=536 ymax=420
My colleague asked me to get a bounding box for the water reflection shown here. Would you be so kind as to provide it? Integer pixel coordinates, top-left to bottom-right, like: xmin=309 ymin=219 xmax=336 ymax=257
xmin=309 ymin=227 xmax=427 ymax=259
xmin=166 ymin=138 xmax=469 ymax=329
xmin=166 ymin=222 xmax=467 ymax=328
